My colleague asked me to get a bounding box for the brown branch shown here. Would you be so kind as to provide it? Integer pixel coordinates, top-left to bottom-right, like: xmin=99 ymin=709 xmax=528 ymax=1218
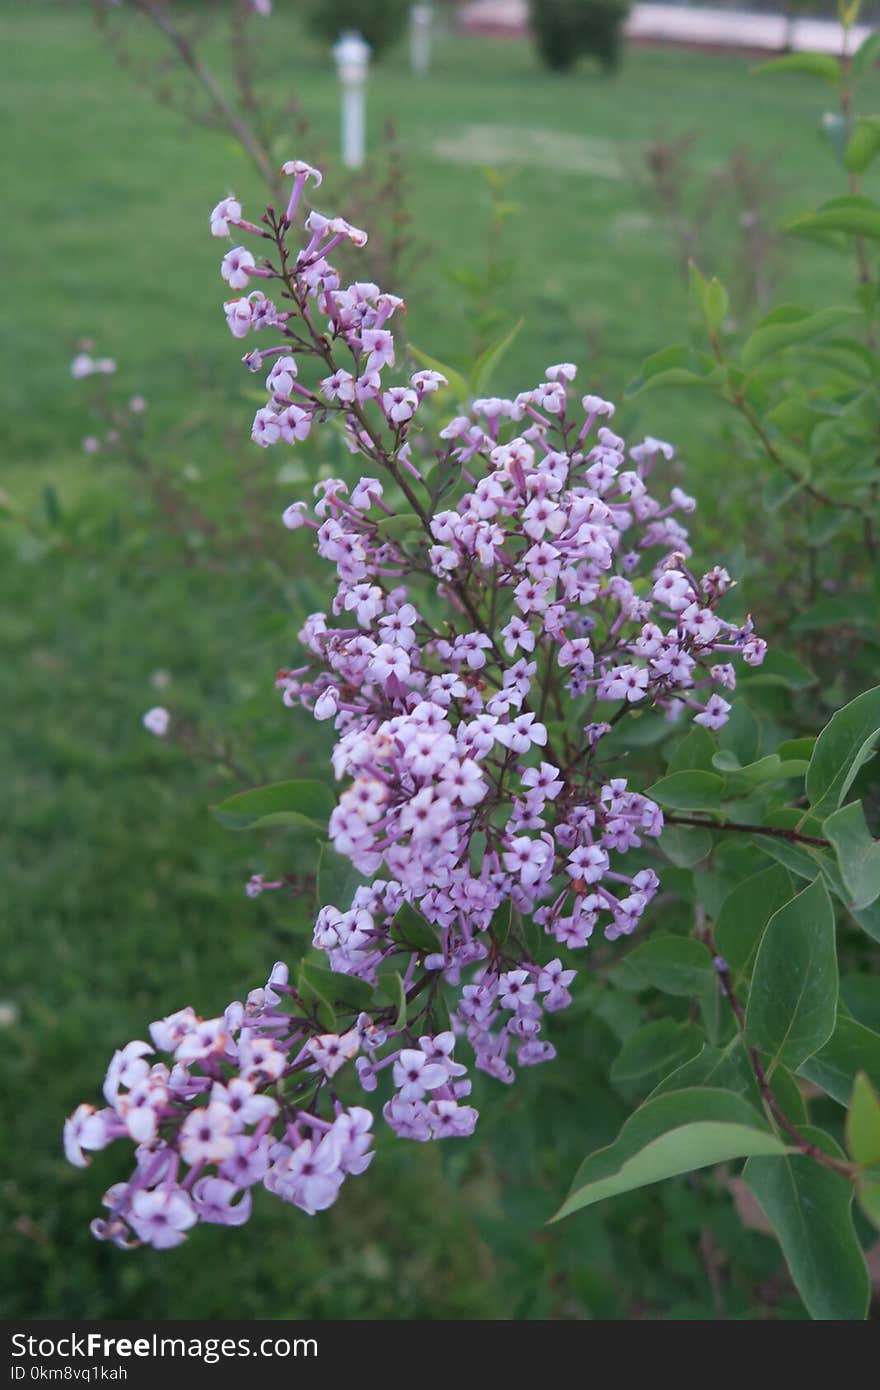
xmin=667 ymin=814 xmax=829 ymax=849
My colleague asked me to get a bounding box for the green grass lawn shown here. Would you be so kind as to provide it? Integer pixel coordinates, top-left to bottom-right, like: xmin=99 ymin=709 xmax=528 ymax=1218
xmin=2 ymin=1 xmax=870 ymax=1319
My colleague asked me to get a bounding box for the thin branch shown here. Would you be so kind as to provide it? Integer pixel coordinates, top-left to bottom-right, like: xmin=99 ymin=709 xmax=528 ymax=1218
xmin=667 ymin=813 xmax=829 ymax=849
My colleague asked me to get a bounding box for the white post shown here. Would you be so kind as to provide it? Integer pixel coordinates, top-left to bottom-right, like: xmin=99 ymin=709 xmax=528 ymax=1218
xmin=410 ymin=2 xmax=433 ymax=75
xmin=333 ymin=31 xmax=371 ymax=171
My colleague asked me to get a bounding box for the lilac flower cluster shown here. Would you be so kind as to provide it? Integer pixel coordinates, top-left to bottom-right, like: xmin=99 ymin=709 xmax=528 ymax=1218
xmin=65 ymin=160 xmax=766 ymax=1246
xmin=64 ymin=961 xmax=478 ymax=1249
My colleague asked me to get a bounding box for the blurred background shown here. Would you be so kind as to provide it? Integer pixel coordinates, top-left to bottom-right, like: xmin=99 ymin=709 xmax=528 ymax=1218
xmin=3 ymin=0 xmax=877 ymax=1319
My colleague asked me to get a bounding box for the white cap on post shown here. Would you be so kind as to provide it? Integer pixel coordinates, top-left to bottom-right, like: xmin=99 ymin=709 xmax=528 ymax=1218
xmin=333 ymin=31 xmax=371 ymax=170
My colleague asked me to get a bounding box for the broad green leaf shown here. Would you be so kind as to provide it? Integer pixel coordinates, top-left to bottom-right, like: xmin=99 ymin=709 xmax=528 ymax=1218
xmin=806 ymin=684 xmax=880 ymax=817
xmin=779 ymin=737 xmax=816 ymax=762
xmin=471 ymin=316 xmax=524 ymax=396
xmin=211 ymin=779 xmax=334 ymax=832
xmin=389 ymin=901 xmax=442 ymax=953
xmin=375 ymin=512 xmax=422 ymax=541
xmin=667 ymin=723 xmax=717 ymax=773
xmin=846 ymin=1073 xmax=880 ymax=1165
xmin=658 ymin=823 xmax=713 ymax=868
xmin=858 ymin=1180 xmax=880 ymax=1229
xmin=407 ymin=343 xmax=469 ymax=402
xmin=787 ymin=194 xmax=880 ymax=241
xmin=296 ymin=961 xmax=337 ymax=1032
xmin=744 ymin=877 xmax=838 ymax=1073
xmin=852 ymin=899 xmax=880 ymax=943
xmin=610 ymin=1020 xmax=704 ymax=1083
xmin=714 ymin=864 xmax=793 ymax=987
xmin=297 ymin=956 xmax=373 ymax=1015
xmin=744 ymin=1127 xmax=870 ymax=1321
xmin=553 ymin=1088 xmax=785 ymax=1221
xmin=824 ymin=801 xmax=880 ymax=909
xmin=741 ymin=305 xmax=858 ymax=371
xmin=841 ymin=973 xmax=880 ymax=1031
xmin=649 ymin=1041 xmax=761 ymax=1109
xmin=799 ymin=1015 xmax=880 ymax=1104
xmin=852 ymin=29 xmax=880 ymax=77
xmin=316 ymin=842 xmax=368 ymax=909
xmin=739 ymin=650 xmax=816 ymax=690
xmin=752 ymin=52 xmax=841 ymax=82
xmin=625 ymin=345 xmax=723 ymax=397
xmin=711 ymin=751 xmax=808 ymax=785
xmin=716 ymin=699 xmax=760 ymax=765
xmin=845 ymin=116 xmax=880 ymax=173
xmin=645 ymin=770 xmax=724 ymax=811
xmin=611 ymin=936 xmax=714 ymax=997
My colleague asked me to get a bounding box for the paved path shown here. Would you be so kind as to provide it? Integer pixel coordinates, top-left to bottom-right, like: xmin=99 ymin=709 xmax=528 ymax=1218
xmin=458 ymin=0 xmax=870 ymax=54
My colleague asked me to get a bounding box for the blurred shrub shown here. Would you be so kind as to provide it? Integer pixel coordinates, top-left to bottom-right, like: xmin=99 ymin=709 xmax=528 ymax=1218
xmin=304 ymin=0 xmax=409 ymax=56
xmin=529 ymin=0 xmax=630 ymax=74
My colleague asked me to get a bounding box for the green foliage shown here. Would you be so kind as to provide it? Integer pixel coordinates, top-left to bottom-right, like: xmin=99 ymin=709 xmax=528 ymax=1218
xmin=303 ymin=0 xmax=408 ymax=57
xmin=211 ymin=779 xmax=334 ymax=832
xmin=554 ymin=1089 xmax=785 ymax=1220
xmin=529 ymin=0 xmax=630 ymax=75
xmin=744 ymin=1129 xmax=870 ymax=1320
xmin=744 ymin=877 xmax=838 ymax=1073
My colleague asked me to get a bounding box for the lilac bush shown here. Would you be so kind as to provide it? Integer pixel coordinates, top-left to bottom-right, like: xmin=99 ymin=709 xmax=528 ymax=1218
xmin=65 ymin=159 xmax=770 ymax=1250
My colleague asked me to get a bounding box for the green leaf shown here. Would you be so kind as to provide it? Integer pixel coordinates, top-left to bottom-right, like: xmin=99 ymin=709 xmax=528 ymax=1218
xmin=689 ymin=261 xmax=729 ymax=335
xmin=649 ymin=1040 xmax=760 ymax=1107
xmin=744 ymin=877 xmax=838 ymax=1073
xmin=739 ymin=650 xmax=816 ymax=690
xmin=753 ymin=51 xmax=841 ymax=82
xmin=845 ymin=116 xmax=880 ymax=173
xmin=779 ymin=737 xmax=816 ymax=762
xmin=611 ymin=936 xmax=714 ymax=997
xmin=471 ymin=316 xmax=524 ymax=396
xmin=712 ymin=751 xmax=807 ymax=785
xmin=610 ymin=1020 xmax=704 ymax=1084
xmin=716 ymin=699 xmax=761 ymax=766
xmin=847 ymin=1073 xmax=880 ymax=1165
xmin=296 ymin=961 xmax=337 ymax=1032
xmin=852 ymin=29 xmax=880 ymax=78
xmin=211 ymin=779 xmax=334 ymax=832
xmin=389 ymin=901 xmax=442 ymax=953
xmin=714 ymin=864 xmax=793 ymax=988
xmin=658 ymin=823 xmax=713 ymax=868
xmin=645 ymin=770 xmax=724 ymax=811
xmin=824 ymin=801 xmax=880 ymax=910
xmin=297 ymin=956 xmax=374 ymax=1015
xmin=375 ymin=968 xmax=407 ymax=1030
xmin=841 ymin=973 xmax=880 ymax=1031
xmin=316 ymin=842 xmax=368 ymax=909
xmin=857 ymin=1179 xmax=880 ymax=1229
xmin=741 ymin=305 xmax=859 ymax=371
xmin=407 ymin=344 xmax=469 ymax=403
xmin=806 ymin=684 xmax=880 ymax=817
xmin=821 ymin=110 xmax=852 ymax=167
xmin=744 ymin=1127 xmax=869 ymax=1321
xmin=625 ymin=345 xmax=723 ymax=397
xmin=799 ymin=1015 xmax=880 ymax=1104
xmin=375 ymin=512 xmax=422 ymax=541
xmin=787 ymin=194 xmax=880 ymax=241
xmin=667 ymin=723 xmax=717 ymax=773
xmin=553 ymin=1088 xmax=785 ymax=1221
